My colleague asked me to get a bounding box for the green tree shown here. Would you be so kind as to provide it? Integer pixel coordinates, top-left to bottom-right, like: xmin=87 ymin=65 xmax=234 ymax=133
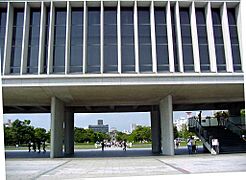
xmin=130 ymin=126 xmax=151 ymax=142
xmin=34 ymin=128 xmax=48 ymax=142
xmin=116 ymin=132 xmax=129 ymax=142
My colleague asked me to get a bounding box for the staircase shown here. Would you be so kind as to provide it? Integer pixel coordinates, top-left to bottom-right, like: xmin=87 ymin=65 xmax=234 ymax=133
xmin=188 ymin=117 xmax=246 ymax=154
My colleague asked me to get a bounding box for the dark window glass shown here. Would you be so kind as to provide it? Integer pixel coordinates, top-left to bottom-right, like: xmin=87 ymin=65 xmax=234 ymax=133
xmin=196 ymin=8 xmax=210 ymax=72
xmin=27 ymin=9 xmax=40 ymax=74
xmin=43 ymin=7 xmax=50 ymax=73
xmin=53 ymin=8 xmax=66 ymax=73
xmin=155 ymin=7 xmax=169 ymax=72
xmin=104 ymin=7 xmax=117 ymax=73
xmin=87 ymin=7 xmax=100 ymax=73
xmin=228 ymin=8 xmax=241 ymax=72
xmin=10 ymin=9 xmax=24 ymax=74
xmin=70 ymin=7 xmax=83 ymax=73
xmin=180 ymin=8 xmax=194 ymax=72
xmin=138 ymin=7 xmax=152 ymax=72
xmin=121 ymin=7 xmax=135 ymax=73
xmin=212 ymin=8 xmax=226 ymax=72
xmin=171 ymin=7 xmax=179 ymax=72
xmin=0 ymin=9 xmax=7 ymax=73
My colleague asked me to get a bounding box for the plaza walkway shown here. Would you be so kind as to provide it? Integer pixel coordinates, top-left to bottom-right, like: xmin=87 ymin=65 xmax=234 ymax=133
xmin=5 ymin=148 xmax=246 ymax=179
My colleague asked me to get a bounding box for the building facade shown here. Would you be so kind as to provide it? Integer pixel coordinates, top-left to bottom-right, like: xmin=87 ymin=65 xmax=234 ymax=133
xmin=88 ymin=120 xmax=109 ymax=133
xmin=0 ymin=0 xmax=244 ymax=158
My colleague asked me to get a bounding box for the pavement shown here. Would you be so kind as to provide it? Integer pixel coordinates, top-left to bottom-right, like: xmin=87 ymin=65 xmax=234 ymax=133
xmin=4 ymin=148 xmax=246 ymax=180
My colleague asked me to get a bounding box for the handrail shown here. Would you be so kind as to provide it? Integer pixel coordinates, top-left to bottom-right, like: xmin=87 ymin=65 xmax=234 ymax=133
xmin=226 ymin=119 xmax=246 ymax=137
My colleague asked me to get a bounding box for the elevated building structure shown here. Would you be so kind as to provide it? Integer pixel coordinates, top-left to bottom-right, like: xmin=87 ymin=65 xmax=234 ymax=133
xmin=0 ymin=0 xmax=244 ymax=157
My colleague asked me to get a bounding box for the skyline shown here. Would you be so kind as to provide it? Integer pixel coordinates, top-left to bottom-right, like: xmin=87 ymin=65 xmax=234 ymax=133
xmin=3 ymin=111 xmax=213 ymax=131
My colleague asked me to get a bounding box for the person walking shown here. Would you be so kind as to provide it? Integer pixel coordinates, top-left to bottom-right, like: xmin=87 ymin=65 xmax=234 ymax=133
xmin=123 ymin=141 xmax=127 ymax=151
xmin=28 ymin=141 xmax=31 ymax=152
xmin=198 ymin=111 xmax=202 ymax=125
xmin=187 ymin=136 xmax=193 ymax=154
xmin=33 ymin=141 xmax=36 ymax=152
xmin=101 ymin=141 xmax=105 ymax=151
xmin=37 ymin=140 xmax=41 ymax=153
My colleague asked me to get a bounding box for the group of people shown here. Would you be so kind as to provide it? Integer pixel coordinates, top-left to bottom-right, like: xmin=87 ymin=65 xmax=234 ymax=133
xmin=187 ymin=136 xmax=197 ymax=154
xmin=215 ymin=111 xmax=228 ymax=127
xmin=28 ymin=140 xmax=46 ymax=153
xmin=100 ymin=140 xmax=127 ymax=151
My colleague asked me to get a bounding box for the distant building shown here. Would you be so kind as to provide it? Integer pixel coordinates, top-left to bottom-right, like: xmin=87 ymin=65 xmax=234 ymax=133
xmin=131 ymin=123 xmax=137 ymax=132
xmin=88 ymin=120 xmax=109 ymax=133
xmin=4 ymin=119 xmax=13 ymax=128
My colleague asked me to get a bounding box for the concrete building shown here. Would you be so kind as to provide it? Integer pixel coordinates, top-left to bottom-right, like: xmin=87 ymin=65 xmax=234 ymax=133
xmin=0 ymin=0 xmax=244 ymax=158
xmin=88 ymin=120 xmax=109 ymax=133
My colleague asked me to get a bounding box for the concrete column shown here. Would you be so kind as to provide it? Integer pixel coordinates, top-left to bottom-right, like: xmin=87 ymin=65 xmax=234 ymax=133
xmin=166 ymin=2 xmax=175 ymax=73
xmin=160 ymin=95 xmax=174 ymax=156
xmin=38 ymin=2 xmax=46 ymax=74
xmin=65 ymin=1 xmax=71 ymax=74
xmin=83 ymin=2 xmax=87 ymax=74
xmin=151 ymin=109 xmax=161 ymax=154
xmin=100 ymin=1 xmax=104 ymax=74
xmin=64 ymin=111 xmax=74 ymax=156
xmin=47 ymin=2 xmax=55 ymax=74
xmin=3 ymin=2 xmax=13 ymax=75
xmin=20 ymin=2 xmax=30 ymax=75
xmin=175 ymin=2 xmax=184 ymax=72
xmin=150 ymin=1 xmax=157 ymax=73
xmin=117 ymin=0 xmax=122 ymax=74
xmin=190 ymin=2 xmax=201 ymax=73
xmin=134 ymin=1 xmax=139 ymax=73
xmin=50 ymin=97 xmax=64 ymax=158
xmin=221 ymin=2 xmax=233 ymax=73
xmin=206 ymin=2 xmax=217 ymax=72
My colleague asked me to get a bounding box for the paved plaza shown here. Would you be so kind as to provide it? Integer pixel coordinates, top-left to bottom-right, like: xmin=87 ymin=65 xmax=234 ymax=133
xmin=5 ymin=149 xmax=246 ymax=179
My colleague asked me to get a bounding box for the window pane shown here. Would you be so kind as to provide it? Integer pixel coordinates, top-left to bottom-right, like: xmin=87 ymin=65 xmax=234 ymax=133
xmin=43 ymin=7 xmax=50 ymax=74
xmin=0 ymin=10 xmax=7 ymax=73
xmin=70 ymin=45 xmax=83 ymax=73
xmin=87 ymin=45 xmax=100 ymax=73
xmin=183 ymin=45 xmax=194 ymax=71
xmin=138 ymin=7 xmax=152 ymax=72
xmin=121 ymin=7 xmax=135 ymax=73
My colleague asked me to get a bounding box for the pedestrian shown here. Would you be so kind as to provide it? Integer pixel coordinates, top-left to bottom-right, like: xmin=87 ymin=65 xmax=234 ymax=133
xmin=37 ymin=140 xmax=41 ymax=153
xmin=198 ymin=111 xmax=202 ymax=125
xmin=123 ymin=140 xmax=127 ymax=151
xmin=42 ymin=141 xmax=46 ymax=153
xmin=187 ymin=136 xmax=193 ymax=154
xmin=215 ymin=112 xmax=221 ymax=126
xmin=101 ymin=141 xmax=105 ymax=151
xmin=28 ymin=141 xmax=31 ymax=152
xmin=33 ymin=141 xmax=36 ymax=152
xmin=175 ymin=139 xmax=180 ymax=149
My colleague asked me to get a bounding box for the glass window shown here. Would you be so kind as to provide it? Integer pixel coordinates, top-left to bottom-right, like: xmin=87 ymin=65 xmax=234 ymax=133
xmin=87 ymin=7 xmax=100 ymax=73
xmin=212 ymin=8 xmax=226 ymax=72
xmin=171 ymin=7 xmax=179 ymax=72
xmin=138 ymin=7 xmax=152 ymax=72
xmin=104 ymin=7 xmax=117 ymax=73
xmin=121 ymin=7 xmax=135 ymax=73
xmin=196 ymin=8 xmax=210 ymax=72
xmin=43 ymin=7 xmax=50 ymax=74
xmin=0 ymin=9 xmax=7 ymax=73
xmin=10 ymin=9 xmax=24 ymax=74
xmin=27 ymin=9 xmax=40 ymax=74
xmin=180 ymin=8 xmax=194 ymax=72
xmin=53 ymin=8 xmax=66 ymax=73
xmin=228 ymin=8 xmax=241 ymax=72
xmin=70 ymin=7 xmax=83 ymax=73
xmin=155 ymin=7 xmax=169 ymax=72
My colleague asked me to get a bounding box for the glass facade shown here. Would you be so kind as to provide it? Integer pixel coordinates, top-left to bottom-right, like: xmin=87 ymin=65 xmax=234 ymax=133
xmin=53 ymin=8 xmax=66 ymax=73
xmin=121 ymin=7 xmax=135 ymax=73
xmin=155 ymin=7 xmax=169 ymax=72
xmin=196 ymin=8 xmax=210 ymax=72
xmin=0 ymin=9 xmax=6 ymax=73
xmin=70 ymin=7 xmax=83 ymax=73
xmin=104 ymin=7 xmax=117 ymax=73
xmin=10 ymin=9 xmax=24 ymax=74
xmin=1 ymin=2 xmax=242 ymax=75
xmin=43 ymin=7 xmax=50 ymax=73
xmin=138 ymin=7 xmax=152 ymax=72
xmin=180 ymin=8 xmax=194 ymax=72
xmin=171 ymin=7 xmax=179 ymax=72
xmin=27 ymin=9 xmax=40 ymax=74
xmin=87 ymin=7 xmax=100 ymax=73
xmin=212 ymin=8 xmax=226 ymax=72
xmin=228 ymin=8 xmax=241 ymax=72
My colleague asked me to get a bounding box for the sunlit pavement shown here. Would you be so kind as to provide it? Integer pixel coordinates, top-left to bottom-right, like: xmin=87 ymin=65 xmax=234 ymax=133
xmin=5 ymin=148 xmax=246 ymax=179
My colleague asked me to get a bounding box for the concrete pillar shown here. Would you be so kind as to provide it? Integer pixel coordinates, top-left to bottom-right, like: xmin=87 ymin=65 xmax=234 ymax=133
xmin=50 ymin=97 xmax=64 ymax=158
xmin=151 ymin=109 xmax=161 ymax=154
xmin=65 ymin=1 xmax=71 ymax=74
xmin=83 ymin=2 xmax=87 ymax=74
xmin=117 ymin=0 xmax=122 ymax=74
xmin=150 ymin=1 xmax=157 ymax=73
xmin=100 ymin=1 xmax=104 ymax=74
xmin=160 ymin=95 xmax=174 ymax=155
xmin=134 ymin=1 xmax=139 ymax=73
xmin=64 ymin=111 xmax=74 ymax=156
